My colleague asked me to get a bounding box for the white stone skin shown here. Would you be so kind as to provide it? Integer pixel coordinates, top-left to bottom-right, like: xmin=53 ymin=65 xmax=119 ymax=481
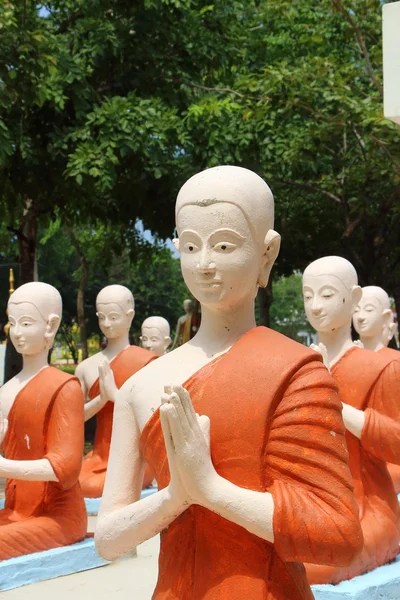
xmin=95 ymin=165 xmax=281 ymax=561
xmin=0 ymin=282 xmax=62 ymax=482
xmin=353 ymin=286 xmax=397 ymax=351
xmin=303 ymin=256 xmax=365 ymax=440
xmin=140 ymin=316 xmax=171 ymax=357
xmin=75 ymin=285 xmax=134 ymax=422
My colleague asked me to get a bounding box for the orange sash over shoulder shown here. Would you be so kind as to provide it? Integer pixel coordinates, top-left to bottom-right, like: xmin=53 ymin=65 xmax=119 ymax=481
xmin=140 ymin=327 xmax=362 ymax=600
xmin=80 ymin=345 xmax=156 ymax=497
xmin=0 ymin=367 xmax=86 ymax=560
xmin=378 ymin=347 xmax=400 ymax=492
xmin=306 ymin=346 xmax=400 ymax=585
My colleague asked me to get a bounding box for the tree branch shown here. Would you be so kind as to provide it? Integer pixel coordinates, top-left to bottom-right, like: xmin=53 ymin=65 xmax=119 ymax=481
xmin=332 ymin=0 xmax=383 ymax=97
xmin=278 ymin=180 xmax=343 ymax=204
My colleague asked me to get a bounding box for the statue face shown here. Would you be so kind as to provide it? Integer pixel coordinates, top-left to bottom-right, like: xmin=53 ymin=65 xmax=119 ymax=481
xmin=353 ymin=294 xmax=384 ymax=338
xmin=177 ymin=203 xmax=259 ymax=310
xmin=303 ymin=274 xmax=353 ymax=333
xmin=8 ymin=302 xmax=48 ymax=355
xmin=97 ymin=302 xmax=131 ymax=339
xmin=141 ymin=326 xmax=167 ymax=356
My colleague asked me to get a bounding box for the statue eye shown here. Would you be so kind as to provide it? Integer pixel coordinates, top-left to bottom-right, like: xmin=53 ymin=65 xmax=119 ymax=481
xmin=214 ymin=242 xmax=235 ymax=252
xmin=183 ymin=242 xmax=199 ymax=253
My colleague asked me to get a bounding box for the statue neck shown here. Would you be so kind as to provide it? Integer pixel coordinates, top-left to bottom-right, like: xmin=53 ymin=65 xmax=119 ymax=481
xmin=359 ymin=332 xmax=385 ymax=352
xmin=21 ymin=349 xmax=49 ymax=380
xmin=194 ymin=299 xmax=256 ymax=356
xmin=103 ymin=332 xmax=131 ymax=359
xmin=318 ymin=320 xmax=355 ymax=367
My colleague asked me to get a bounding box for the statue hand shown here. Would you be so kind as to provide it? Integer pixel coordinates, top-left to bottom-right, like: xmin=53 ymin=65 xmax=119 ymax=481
xmin=98 ymin=360 xmax=118 ymax=404
xmin=161 ymin=384 xmax=216 ymax=505
xmin=310 ymin=342 xmax=330 ymax=371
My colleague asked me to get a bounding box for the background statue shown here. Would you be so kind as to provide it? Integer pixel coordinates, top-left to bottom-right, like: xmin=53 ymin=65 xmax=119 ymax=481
xmin=76 ymin=285 xmax=156 ymax=497
xmin=140 ymin=316 xmax=171 ymax=357
xmin=303 ymin=257 xmax=400 ymax=584
xmin=0 ymin=282 xmax=86 ymax=560
xmin=171 ymin=299 xmax=197 ymax=349
xmin=95 ymin=166 xmax=362 ymax=600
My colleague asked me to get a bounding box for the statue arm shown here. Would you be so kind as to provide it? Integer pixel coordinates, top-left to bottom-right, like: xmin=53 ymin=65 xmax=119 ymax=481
xmin=75 ymin=362 xmax=108 ymax=421
xmin=360 ymin=360 xmax=400 ymax=464
xmin=164 ymin=363 xmax=362 ymax=566
xmin=95 ymin=383 xmax=188 ymax=561
xmin=0 ymin=379 xmax=85 ymax=484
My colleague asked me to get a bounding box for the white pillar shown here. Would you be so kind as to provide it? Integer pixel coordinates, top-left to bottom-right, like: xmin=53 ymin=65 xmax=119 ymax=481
xmin=383 ymin=1 xmax=400 ymax=124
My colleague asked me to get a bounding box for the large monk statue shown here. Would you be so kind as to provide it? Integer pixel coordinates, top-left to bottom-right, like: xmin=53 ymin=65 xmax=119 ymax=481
xmin=353 ymin=285 xmax=400 ymax=493
xmin=76 ymin=285 xmax=157 ymax=497
xmin=95 ymin=166 xmax=362 ymax=600
xmin=0 ymin=282 xmax=86 ymax=560
xmin=303 ymin=257 xmax=400 ymax=584
xmin=141 ymin=316 xmax=171 ymax=357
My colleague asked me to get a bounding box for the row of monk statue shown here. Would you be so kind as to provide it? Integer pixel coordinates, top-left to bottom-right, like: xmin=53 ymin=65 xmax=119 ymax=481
xmin=0 ymin=166 xmax=399 ymax=600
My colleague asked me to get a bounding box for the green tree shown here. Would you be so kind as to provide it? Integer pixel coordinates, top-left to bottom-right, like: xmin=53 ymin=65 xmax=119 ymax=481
xmin=270 ymin=274 xmax=314 ymax=343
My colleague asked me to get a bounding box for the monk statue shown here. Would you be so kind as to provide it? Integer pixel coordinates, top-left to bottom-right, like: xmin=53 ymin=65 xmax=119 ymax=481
xmin=171 ymin=299 xmax=195 ymax=349
xmin=140 ymin=316 xmax=171 ymax=357
xmin=95 ymin=166 xmax=362 ymax=600
xmin=76 ymin=285 xmax=157 ymax=497
xmin=303 ymin=257 xmax=400 ymax=585
xmin=353 ymin=285 xmax=400 ymax=493
xmin=0 ymin=282 xmax=86 ymax=560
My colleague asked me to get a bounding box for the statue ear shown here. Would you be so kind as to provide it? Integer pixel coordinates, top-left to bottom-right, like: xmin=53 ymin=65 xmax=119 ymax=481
xmin=382 ymin=308 xmax=393 ymax=324
xmin=126 ymin=308 xmax=135 ymax=320
xmin=45 ymin=314 xmax=60 ymax=349
xmin=351 ymin=286 xmax=362 ymax=308
xmin=258 ymin=230 xmax=281 ymax=288
xmin=164 ymin=335 xmax=172 ymax=349
xmin=389 ymin=321 xmax=398 ymax=340
xmin=172 ymin=238 xmax=180 ymax=253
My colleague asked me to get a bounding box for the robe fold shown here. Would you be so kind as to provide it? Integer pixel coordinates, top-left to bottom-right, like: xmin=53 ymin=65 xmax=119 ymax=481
xmin=306 ymin=346 xmax=400 ymax=585
xmin=378 ymin=346 xmax=400 ymax=493
xmin=0 ymin=367 xmax=86 ymax=560
xmin=80 ymin=345 xmax=156 ymax=497
xmin=140 ymin=327 xmax=362 ymax=600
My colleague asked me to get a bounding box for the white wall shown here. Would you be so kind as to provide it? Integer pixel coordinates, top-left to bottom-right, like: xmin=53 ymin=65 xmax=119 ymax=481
xmin=383 ymin=2 xmax=400 ymax=125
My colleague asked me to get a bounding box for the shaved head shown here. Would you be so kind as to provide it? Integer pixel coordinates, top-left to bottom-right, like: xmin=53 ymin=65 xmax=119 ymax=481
xmin=96 ymin=285 xmax=134 ymax=312
xmin=361 ymin=286 xmax=391 ymax=310
xmin=9 ymin=282 xmax=62 ymax=321
xmin=175 ymin=165 xmax=274 ymax=244
xmin=142 ymin=316 xmax=170 ymax=337
xmin=304 ymin=256 xmax=358 ymax=292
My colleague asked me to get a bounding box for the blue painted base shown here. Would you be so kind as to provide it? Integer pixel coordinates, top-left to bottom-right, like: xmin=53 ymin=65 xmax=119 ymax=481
xmin=0 ymin=537 xmax=108 ymax=592
xmin=312 ymin=555 xmax=400 ymax=600
xmin=85 ymin=486 xmax=157 ymax=515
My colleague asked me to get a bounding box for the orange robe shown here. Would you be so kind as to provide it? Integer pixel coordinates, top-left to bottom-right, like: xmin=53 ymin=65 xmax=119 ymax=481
xmin=379 ymin=346 xmax=400 ymax=492
xmin=140 ymin=327 xmax=362 ymax=600
xmin=0 ymin=367 xmax=86 ymax=560
xmin=306 ymin=346 xmax=400 ymax=585
xmin=80 ymin=345 xmax=156 ymax=497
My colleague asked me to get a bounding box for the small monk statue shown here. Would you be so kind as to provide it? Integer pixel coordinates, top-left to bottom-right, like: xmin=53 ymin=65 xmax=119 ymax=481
xmin=76 ymin=285 xmax=157 ymax=497
xmin=303 ymin=257 xmax=400 ymax=584
xmin=0 ymin=282 xmax=86 ymax=560
xmin=353 ymin=285 xmax=400 ymax=492
xmin=95 ymin=166 xmax=362 ymax=600
xmin=171 ymin=299 xmax=195 ymax=349
xmin=140 ymin=316 xmax=171 ymax=357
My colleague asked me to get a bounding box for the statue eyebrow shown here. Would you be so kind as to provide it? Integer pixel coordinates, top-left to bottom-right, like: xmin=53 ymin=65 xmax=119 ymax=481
xmin=209 ymin=228 xmax=246 ymax=240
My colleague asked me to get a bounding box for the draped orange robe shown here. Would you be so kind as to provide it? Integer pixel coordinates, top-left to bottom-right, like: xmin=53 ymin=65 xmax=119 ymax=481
xmin=306 ymin=346 xmax=400 ymax=585
xmin=140 ymin=327 xmax=362 ymax=600
xmin=0 ymin=367 xmax=86 ymax=560
xmin=80 ymin=345 xmax=156 ymax=497
xmin=379 ymin=346 xmax=400 ymax=493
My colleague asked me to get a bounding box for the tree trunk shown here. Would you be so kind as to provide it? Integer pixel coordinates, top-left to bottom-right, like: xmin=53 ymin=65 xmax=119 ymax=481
xmin=77 ymin=256 xmax=89 ymax=360
xmin=257 ymin=278 xmax=273 ymax=327
xmin=65 ymin=222 xmax=89 ymax=361
xmin=4 ymin=199 xmax=40 ymax=383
